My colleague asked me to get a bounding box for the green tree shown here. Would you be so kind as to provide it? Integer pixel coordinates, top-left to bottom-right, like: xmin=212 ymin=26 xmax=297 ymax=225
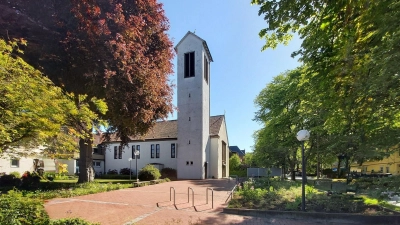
xmin=0 ymin=0 xmax=175 ymax=182
xmin=243 ymin=152 xmax=256 ymax=167
xmin=229 ymin=154 xmax=241 ymax=171
xmin=254 ymin=68 xmax=307 ymax=180
xmin=252 ymin=0 xmax=400 ymax=167
xmin=0 ymin=39 xmax=70 ymax=155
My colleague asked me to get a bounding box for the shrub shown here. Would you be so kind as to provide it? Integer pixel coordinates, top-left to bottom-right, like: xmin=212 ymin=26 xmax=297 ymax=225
xmin=285 ymin=196 xmax=302 ymax=210
xmin=44 ymin=172 xmax=56 ymax=180
xmin=239 ymin=181 xmax=267 ymax=202
xmin=160 ymin=168 xmax=177 ymax=180
xmin=98 ymin=174 xmax=130 ymax=179
xmin=20 ymin=171 xmax=41 ymax=190
xmin=230 ymin=169 xmax=247 ymax=177
xmin=107 ymin=169 xmax=118 ymax=175
xmin=10 ymin=171 xmax=21 ymax=178
xmin=138 ymin=165 xmax=161 ymax=181
xmin=50 ymin=218 xmax=100 ymax=225
xmin=0 ymin=174 xmax=21 ymax=186
xmin=119 ymin=168 xmax=132 ymax=175
xmin=0 ymin=190 xmax=50 ymax=225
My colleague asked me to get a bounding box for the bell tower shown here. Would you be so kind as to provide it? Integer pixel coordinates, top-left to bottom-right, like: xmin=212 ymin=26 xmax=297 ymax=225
xmin=175 ymin=31 xmax=213 ymax=179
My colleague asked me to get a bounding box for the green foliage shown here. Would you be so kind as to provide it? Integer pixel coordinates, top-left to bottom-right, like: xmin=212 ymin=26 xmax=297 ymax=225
xmin=252 ymin=0 xmax=400 ymax=172
xmin=0 ymin=190 xmax=50 ymax=225
xmin=230 ymin=169 xmax=247 ymax=178
xmin=229 ymin=154 xmax=241 ymax=170
xmin=160 ymin=167 xmax=177 ymax=180
xmin=0 ymin=0 xmax=175 ymax=183
xmin=231 ymin=179 xmax=394 ymax=214
xmin=0 ymin=39 xmax=77 ymax=155
xmin=243 ymin=153 xmax=257 ymax=167
xmin=10 ymin=171 xmax=21 ymax=178
xmin=50 ymin=218 xmax=100 ymax=225
xmin=138 ymin=165 xmax=161 ymax=181
xmin=238 ymin=181 xmax=268 ymax=202
xmin=0 ymin=174 xmax=21 ymax=186
xmin=119 ymin=168 xmax=131 ymax=175
xmin=253 ymin=68 xmax=311 ymax=176
xmin=20 ymin=171 xmax=41 ymax=190
xmin=0 ymin=190 xmax=99 ymax=225
xmin=98 ymin=174 xmax=130 ymax=179
xmin=11 ymin=181 xmax=130 ymax=200
xmin=285 ymin=196 xmax=301 ymax=211
xmin=106 ymin=169 xmax=118 ymax=175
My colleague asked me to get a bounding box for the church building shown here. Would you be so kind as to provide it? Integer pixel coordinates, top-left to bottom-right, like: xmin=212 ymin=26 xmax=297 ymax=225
xmin=103 ymin=32 xmax=230 ymax=179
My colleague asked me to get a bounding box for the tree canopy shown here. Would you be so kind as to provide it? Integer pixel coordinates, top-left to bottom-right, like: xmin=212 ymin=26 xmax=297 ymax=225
xmin=0 ymin=0 xmax=175 ymax=182
xmin=0 ymin=0 xmax=174 ymax=141
xmin=252 ymin=0 xmax=400 ymax=176
xmin=0 ymin=39 xmax=70 ymax=155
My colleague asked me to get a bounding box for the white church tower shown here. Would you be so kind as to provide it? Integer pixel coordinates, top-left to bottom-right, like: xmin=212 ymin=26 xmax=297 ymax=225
xmin=175 ymin=31 xmax=213 ymax=179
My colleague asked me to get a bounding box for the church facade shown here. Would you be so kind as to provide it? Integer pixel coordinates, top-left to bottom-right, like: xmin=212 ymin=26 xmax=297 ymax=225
xmin=104 ymin=32 xmax=230 ymax=179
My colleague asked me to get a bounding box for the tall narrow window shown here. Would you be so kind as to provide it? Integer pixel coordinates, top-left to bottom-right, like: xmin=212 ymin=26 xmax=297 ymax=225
xmin=118 ymin=146 xmax=122 ymax=159
xmin=151 ymin=144 xmax=155 ymax=158
xmin=184 ymin=52 xmax=195 ymax=78
xmin=156 ymin=144 xmax=160 ymax=158
xmin=171 ymin=144 xmax=176 ymax=158
xmin=204 ymin=55 xmax=208 ymax=83
xmin=222 ymin=141 xmax=227 ymax=162
xmin=136 ymin=145 xmax=140 ymax=159
xmin=132 ymin=145 xmax=135 ymax=159
xmin=114 ymin=146 xmax=118 ymax=159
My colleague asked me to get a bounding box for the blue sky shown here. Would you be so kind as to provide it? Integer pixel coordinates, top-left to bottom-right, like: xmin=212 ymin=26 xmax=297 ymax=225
xmin=159 ymin=0 xmax=302 ymax=152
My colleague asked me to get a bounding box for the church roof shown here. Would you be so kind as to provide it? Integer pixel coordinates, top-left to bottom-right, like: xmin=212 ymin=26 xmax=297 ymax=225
xmin=174 ymin=31 xmax=213 ymax=62
xmin=103 ymin=115 xmax=225 ymax=142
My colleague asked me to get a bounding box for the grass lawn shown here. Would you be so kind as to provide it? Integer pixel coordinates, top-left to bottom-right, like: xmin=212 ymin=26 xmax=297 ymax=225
xmin=49 ymin=179 xmax=134 ymax=184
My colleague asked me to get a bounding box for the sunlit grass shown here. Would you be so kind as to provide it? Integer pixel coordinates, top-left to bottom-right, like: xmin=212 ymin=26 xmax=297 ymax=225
xmin=363 ymin=197 xmax=379 ymax=205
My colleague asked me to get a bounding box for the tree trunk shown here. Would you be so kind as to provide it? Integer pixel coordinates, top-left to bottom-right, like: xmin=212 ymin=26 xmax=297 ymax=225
xmin=77 ymin=136 xmax=95 ymax=183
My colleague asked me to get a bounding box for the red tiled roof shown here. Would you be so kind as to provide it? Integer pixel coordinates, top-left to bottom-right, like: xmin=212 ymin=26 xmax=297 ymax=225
xmin=209 ymin=115 xmax=224 ymax=137
xmin=101 ymin=115 xmax=224 ymax=142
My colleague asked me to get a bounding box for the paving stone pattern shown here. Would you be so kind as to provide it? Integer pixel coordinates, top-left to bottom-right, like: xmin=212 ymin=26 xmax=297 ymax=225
xmin=45 ymin=180 xmax=358 ymax=225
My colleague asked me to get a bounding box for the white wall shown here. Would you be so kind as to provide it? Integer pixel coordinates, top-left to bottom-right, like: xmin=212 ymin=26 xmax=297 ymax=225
xmin=0 ymin=157 xmax=64 ymax=175
xmin=104 ymin=140 xmax=178 ymax=175
xmin=209 ymin=117 xmax=230 ymax=178
xmin=93 ymin=160 xmax=104 ymax=175
xmin=0 ymin=157 xmax=34 ymax=175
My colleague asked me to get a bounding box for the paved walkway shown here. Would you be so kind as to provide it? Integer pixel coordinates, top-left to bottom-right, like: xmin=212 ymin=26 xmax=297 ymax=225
xmin=44 ymin=179 xmax=353 ymax=225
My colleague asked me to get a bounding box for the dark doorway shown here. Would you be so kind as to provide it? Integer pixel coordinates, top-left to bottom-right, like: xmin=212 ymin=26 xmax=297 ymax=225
xmin=204 ymin=162 xmax=208 ymax=179
xmin=222 ymin=141 xmax=227 ymax=177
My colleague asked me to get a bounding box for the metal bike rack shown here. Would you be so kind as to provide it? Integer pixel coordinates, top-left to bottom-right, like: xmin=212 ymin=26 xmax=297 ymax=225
xmin=206 ymin=187 xmax=214 ymax=209
xmin=225 ymin=184 xmax=238 ymax=203
xmin=230 ymin=175 xmax=238 ymax=183
xmin=170 ymin=187 xmax=176 ymax=206
xmin=188 ymin=187 xmax=194 ymax=207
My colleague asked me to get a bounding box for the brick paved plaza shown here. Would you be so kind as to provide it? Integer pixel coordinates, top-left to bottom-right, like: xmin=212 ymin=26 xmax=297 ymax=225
xmin=44 ymin=180 xmax=358 ymax=225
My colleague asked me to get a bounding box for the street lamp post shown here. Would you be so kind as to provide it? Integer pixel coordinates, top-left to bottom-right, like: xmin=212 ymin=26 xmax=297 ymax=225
xmin=128 ymin=158 xmax=132 ymax=180
xmin=296 ymin=129 xmax=310 ymax=212
xmin=134 ymin=150 xmax=140 ymax=182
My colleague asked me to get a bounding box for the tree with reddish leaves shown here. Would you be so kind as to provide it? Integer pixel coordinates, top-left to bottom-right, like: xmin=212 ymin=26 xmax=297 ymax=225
xmin=0 ymin=0 xmax=174 ymax=182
